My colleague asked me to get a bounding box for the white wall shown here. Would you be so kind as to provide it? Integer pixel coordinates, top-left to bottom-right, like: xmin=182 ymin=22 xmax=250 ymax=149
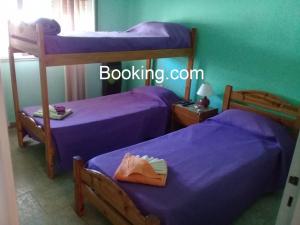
xmin=291 ymin=195 xmax=300 ymax=225
xmin=0 ymin=70 xmax=19 ymax=225
xmin=276 ymin=134 xmax=300 ymax=225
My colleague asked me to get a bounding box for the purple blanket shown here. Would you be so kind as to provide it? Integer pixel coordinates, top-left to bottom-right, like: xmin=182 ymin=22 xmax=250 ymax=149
xmin=88 ymin=111 xmax=295 ymax=225
xmin=44 ymin=22 xmax=191 ymax=54
xmin=23 ymin=86 xmax=178 ymax=170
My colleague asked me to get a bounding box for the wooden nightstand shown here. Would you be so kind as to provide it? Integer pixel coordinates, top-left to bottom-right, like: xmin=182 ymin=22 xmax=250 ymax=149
xmin=171 ymin=104 xmax=218 ymax=129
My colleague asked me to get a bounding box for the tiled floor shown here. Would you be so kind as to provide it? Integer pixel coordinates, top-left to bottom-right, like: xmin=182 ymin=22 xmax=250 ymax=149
xmin=9 ymin=128 xmax=282 ymax=225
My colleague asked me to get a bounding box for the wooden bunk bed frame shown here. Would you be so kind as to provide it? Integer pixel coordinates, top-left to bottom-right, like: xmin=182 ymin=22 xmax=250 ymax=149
xmin=8 ymin=21 xmax=197 ymax=178
xmin=73 ymin=85 xmax=300 ymax=225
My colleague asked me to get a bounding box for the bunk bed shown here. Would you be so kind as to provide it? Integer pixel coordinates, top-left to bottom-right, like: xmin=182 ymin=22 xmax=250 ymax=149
xmin=8 ymin=20 xmax=196 ymax=178
xmin=73 ymin=85 xmax=300 ymax=225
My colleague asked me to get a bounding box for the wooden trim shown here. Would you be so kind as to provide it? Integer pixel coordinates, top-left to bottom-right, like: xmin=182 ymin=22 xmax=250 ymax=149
xmin=231 ymin=91 xmax=299 ymax=117
xmin=9 ymin=37 xmax=40 ymax=57
xmin=184 ymin=28 xmax=196 ymax=100
xmin=145 ymin=59 xmax=152 ymax=86
xmin=223 ymin=85 xmax=300 ymax=134
xmin=222 ymin=85 xmax=232 ymax=111
xmin=73 ymin=157 xmax=160 ymax=225
xmin=44 ymin=49 xmax=192 ymax=66
xmin=19 ymin=113 xmax=45 ymax=142
xmin=74 ymin=156 xmax=85 ymax=217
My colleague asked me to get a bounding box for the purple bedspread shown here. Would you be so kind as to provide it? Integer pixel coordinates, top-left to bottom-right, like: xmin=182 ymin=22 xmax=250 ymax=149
xmin=22 ymin=86 xmax=178 ymax=170
xmin=88 ymin=118 xmax=294 ymax=225
xmin=44 ymin=22 xmax=191 ymax=54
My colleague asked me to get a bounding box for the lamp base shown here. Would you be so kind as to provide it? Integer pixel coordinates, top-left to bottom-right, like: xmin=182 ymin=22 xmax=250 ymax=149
xmin=197 ymin=96 xmax=210 ymax=108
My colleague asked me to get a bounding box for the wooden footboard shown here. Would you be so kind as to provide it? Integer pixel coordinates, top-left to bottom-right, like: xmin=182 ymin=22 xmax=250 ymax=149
xmin=19 ymin=112 xmax=45 ymax=143
xmin=73 ymin=156 xmax=160 ymax=225
xmin=19 ymin=112 xmax=55 ymax=178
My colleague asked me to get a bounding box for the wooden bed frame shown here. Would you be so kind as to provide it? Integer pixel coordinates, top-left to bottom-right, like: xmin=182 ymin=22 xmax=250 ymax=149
xmin=73 ymin=85 xmax=300 ymax=225
xmin=8 ymin=21 xmax=196 ymax=178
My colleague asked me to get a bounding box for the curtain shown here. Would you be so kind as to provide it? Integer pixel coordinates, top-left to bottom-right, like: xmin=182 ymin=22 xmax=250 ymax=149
xmin=52 ymin=0 xmax=95 ymax=101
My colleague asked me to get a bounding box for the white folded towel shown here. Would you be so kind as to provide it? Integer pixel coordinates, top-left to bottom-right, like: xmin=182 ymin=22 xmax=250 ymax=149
xmin=136 ymin=155 xmax=168 ymax=175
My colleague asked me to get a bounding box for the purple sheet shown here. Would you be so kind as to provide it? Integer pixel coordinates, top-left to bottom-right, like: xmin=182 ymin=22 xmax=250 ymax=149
xmin=22 ymin=86 xmax=178 ymax=170
xmin=43 ymin=22 xmax=191 ymax=54
xmin=88 ymin=116 xmax=295 ymax=225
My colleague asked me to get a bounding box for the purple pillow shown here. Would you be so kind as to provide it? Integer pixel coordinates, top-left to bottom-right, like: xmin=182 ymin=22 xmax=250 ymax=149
xmin=132 ymin=86 xmax=179 ymax=107
xmin=33 ymin=18 xmax=61 ymax=35
xmin=209 ymin=109 xmax=291 ymax=140
xmin=126 ymin=22 xmax=191 ymax=48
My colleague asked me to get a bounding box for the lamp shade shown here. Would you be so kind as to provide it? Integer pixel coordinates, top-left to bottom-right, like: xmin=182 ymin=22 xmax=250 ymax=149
xmin=197 ymin=83 xmax=213 ymax=97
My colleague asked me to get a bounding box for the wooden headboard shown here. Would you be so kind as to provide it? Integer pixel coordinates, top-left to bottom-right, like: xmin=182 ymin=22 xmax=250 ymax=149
xmin=222 ymin=85 xmax=300 ymax=134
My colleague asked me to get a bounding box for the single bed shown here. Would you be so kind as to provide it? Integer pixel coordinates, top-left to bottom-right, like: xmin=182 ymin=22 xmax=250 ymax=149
xmin=42 ymin=21 xmax=192 ymax=54
xmin=8 ymin=19 xmax=196 ymax=177
xmin=22 ymin=86 xmax=178 ymax=170
xmin=73 ymin=85 xmax=300 ymax=225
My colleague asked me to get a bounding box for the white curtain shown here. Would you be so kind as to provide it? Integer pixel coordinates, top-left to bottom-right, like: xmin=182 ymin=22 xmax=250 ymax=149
xmin=52 ymin=0 xmax=95 ymax=101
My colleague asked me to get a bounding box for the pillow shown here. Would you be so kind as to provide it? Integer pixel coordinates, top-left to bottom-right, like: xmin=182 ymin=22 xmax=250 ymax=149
xmin=33 ymin=18 xmax=61 ymax=35
xmin=132 ymin=86 xmax=179 ymax=107
xmin=126 ymin=21 xmax=191 ymax=48
xmin=209 ymin=109 xmax=291 ymax=140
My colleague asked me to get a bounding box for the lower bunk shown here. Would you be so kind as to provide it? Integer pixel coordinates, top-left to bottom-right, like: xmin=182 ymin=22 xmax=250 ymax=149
xmin=19 ymin=86 xmax=178 ymax=174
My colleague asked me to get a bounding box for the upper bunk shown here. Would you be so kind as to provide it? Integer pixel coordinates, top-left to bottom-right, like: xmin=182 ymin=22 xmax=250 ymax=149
xmin=8 ymin=19 xmax=196 ymax=67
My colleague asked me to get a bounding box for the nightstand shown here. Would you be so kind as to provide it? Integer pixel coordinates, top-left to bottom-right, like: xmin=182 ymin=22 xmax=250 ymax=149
xmin=171 ymin=104 xmax=218 ymax=129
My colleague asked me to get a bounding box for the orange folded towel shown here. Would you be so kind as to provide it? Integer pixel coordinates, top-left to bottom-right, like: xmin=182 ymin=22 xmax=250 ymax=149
xmin=114 ymin=153 xmax=167 ymax=187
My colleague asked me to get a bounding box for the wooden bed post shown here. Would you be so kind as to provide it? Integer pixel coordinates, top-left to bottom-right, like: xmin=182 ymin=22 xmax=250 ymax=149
xmin=73 ymin=156 xmax=85 ymax=217
xmin=145 ymin=215 xmax=160 ymax=225
xmin=184 ymin=28 xmax=196 ymax=101
xmin=37 ymin=24 xmax=55 ymax=178
xmin=8 ymin=46 xmax=25 ymax=147
xmin=294 ymin=110 xmax=300 ymax=137
xmin=145 ymin=58 xmax=152 ymax=86
xmin=222 ymin=85 xmax=233 ymax=111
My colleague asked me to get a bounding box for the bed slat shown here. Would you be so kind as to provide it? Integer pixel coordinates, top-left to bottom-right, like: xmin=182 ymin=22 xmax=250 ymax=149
xmin=9 ymin=37 xmax=40 ymax=56
xmin=19 ymin=112 xmax=45 ymax=142
xmin=44 ymin=48 xmax=192 ymax=67
xmin=223 ymin=85 xmax=300 ymax=135
xmin=81 ymin=169 xmax=146 ymax=225
xmin=231 ymin=91 xmax=299 ymax=117
xmin=82 ymin=184 xmax=133 ymax=225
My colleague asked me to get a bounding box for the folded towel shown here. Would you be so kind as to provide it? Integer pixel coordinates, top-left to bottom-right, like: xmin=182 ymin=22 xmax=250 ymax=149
xmin=53 ymin=105 xmax=66 ymax=115
xmin=114 ymin=153 xmax=168 ymax=187
xmin=32 ymin=18 xmax=61 ymax=35
xmin=33 ymin=105 xmax=72 ymax=120
xmin=138 ymin=155 xmax=168 ymax=175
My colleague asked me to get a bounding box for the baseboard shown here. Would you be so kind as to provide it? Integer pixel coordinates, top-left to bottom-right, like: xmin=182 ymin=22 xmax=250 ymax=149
xmin=8 ymin=123 xmax=16 ymax=128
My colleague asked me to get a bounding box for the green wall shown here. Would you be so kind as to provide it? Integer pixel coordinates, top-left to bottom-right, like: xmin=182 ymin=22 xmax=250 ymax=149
xmin=110 ymin=0 xmax=300 ymax=108
xmin=1 ymin=59 xmax=101 ymax=123
xmin=97 ymin=0 xmax=132 ymax=31
xmin=3 ymin=0 xmax=299 ymax=123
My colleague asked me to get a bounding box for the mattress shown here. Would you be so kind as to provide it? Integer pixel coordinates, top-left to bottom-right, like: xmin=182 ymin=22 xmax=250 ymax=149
xmin=22 ymin=86 xmax=178 ymax=170
xmin=88 ymin=112 xmax=295 ymax=225
xmin=43 ymin=22 xmax=191 ymax=54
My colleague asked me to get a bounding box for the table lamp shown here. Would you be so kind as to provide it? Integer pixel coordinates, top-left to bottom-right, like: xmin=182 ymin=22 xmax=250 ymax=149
xmin=197 ymin=83 xmax=213 ymax=108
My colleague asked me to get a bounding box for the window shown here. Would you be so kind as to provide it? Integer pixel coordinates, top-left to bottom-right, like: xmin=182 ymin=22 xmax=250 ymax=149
xmin=0 ymin=0 xmax=17 ymax=58
xmin=0 ymin=0 xmax=95 ymax=58
xmin=0 ymin=0 xmax=55 ymax=58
